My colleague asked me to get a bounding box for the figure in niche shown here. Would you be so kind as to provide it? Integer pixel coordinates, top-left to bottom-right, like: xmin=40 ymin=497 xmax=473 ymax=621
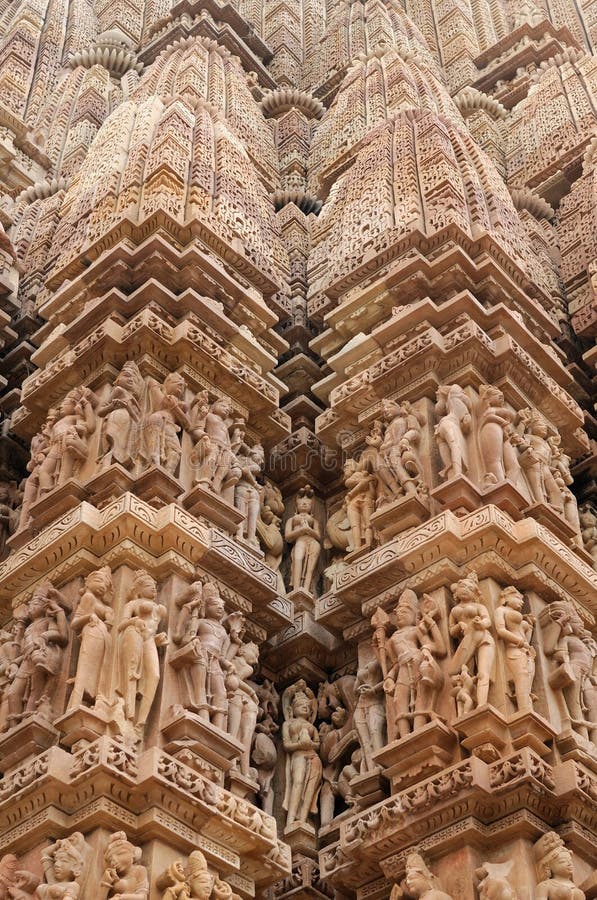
xmin=5 ymin=582 xmax=69 ymax=730
xmin=511 ymin=410 xmax=563 ymax=511
xmin=533 ymin=832 xmax=585 ymax=900
xmin=372 ymin=590 xmax=446 ymax=741
xmin=157 ymin=850 xmax=215 ymax=900
xmin=353 ymin=657 xmax=386 ymax=771
xmin=281 ymin=679 xmax=322 ymax=829
xmin=542 ymin=601 xmax=597 ymax=743
xmin=580 ymin=503 xmax=597 ymax=568
xmin=319 ymin=704 xmax=357 ymax=825
xmin=97 ymin=361 xmax=144 ymax=470
xmin=448 ymin=572 xmax=495 ymax=710
xmin=18 ymin=422 xmax=53 ymax=530
xmin=67 ymin=566 xmax=114 ymax=710
xmin=257 ymin=492 xmax=285 ymax=595
xmin=285 ymin=486 xmax=321 ymax=593
xmin=37 ymin=387 xmax=98 ymax=496
xmin=232 ymin=423 xmax=264 ymax=548
xmin=116 ymin=571 xmax=167 ymax=732
xmin=226 ymin=640 xmax=260 ymax=777
xmin=171 ymin=579 xmax=236 ymax=730
xmin=190 ymin=397 xmax=241 ymax=503
xmin=477 ymin=385 xmax=519 ymax=487
xmin=377 ymin=399 xmax=426 ymax=504
xmin=0 ymin=625 xmax=22 ymax=731
xmin=343 ymin=458 xmax=376 ymax=552
xmin=140 ymin=372 xmax=190 ymax=475
xmin=252 ymin=680 xmax=280 ymax=813
xmin=390 ymin=851 xmax=453 ymax=899
xmin=494 ymin=586 xmax=536 ymax=712
xmin=36 ymin=832 xmax=88 ymax=899
xmin=434 ymin=384 xmax=472 ymax=480
xmin=0 ymin=482 xmax=18 ymax=559
xmin=548 ymin=435 xmax=582 ymax=540
xmin=0 ymin=853 xmax=40 ymax=897
xmin=100 ymin=832 xmax=148 ymax=900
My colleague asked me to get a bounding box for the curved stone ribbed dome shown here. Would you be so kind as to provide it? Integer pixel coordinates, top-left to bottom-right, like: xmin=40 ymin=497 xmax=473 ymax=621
xmin=46 ymin=94 xmax=289 ymax=292
xmin=304 ymin=0 xmax=440 ymax=103
xmin=308 ymin=109 xmax=535 ymax=301
xmin=133 ymin=36 xmax=279 ymax=190
xmin=308 ymin=46 xmax=464 ymax=195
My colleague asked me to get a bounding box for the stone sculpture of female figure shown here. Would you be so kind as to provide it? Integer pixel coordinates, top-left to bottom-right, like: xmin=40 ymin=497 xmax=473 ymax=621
xmin=37 ymin=387 xmax=97 ymax=495
xmin=448 ymin=572 xmax=495 ymax=709
xmin=511 ymin=409 xmax=563 ymax=510
xmin=343 ymin=458 xmax=376 ymax=552
xmin=281 ymin=679 xmax=322 ymax=829
xmin=36 ymin=832 xmax=88 ymax=900
xmin=353 ymin=657 xmax=386 ymax=771
xmin=100 ymin=832 xmax=148 ymax=900
xmin=117 ymin=571 xmax=167 ymax=731
xmin=494 ymin=586 xmax=535 ymax=712
xmin=67 ymin=566 xmax=114 ymax=710
xmin=533 ymin=832 xmax=585 ymax=900
xmin=285 ymin=487 xmax=321 ymax=593
xmin=477 ymin=385 xmax=518 ymax=487
xmin=434 ymin=384 xmax=472 ymax=481
xmin=226 ymin=640 xmax=260 ymax=776
xmin=97 ymin=361 xmax=144 ymax=470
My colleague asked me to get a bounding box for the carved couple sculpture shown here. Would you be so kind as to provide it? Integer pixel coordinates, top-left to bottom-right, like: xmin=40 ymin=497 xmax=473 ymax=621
xmin=372 ymin=590 xmax=446 ymax=741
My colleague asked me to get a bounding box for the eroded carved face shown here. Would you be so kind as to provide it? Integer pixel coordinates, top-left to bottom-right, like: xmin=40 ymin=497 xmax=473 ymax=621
xmin=204 ymin=586 xmax=225 ymax=619
xmin=292 ymin=693 xmax=311 ymax=719
xmin=296 ymin=495 xmax=312 ymax=513
xmin=395 ymin=601 xmax=417 ymax=627
xmin=547 ymin=844 xmax=574 ymax=878
xmin=105 ymin=842 xmax=135 ymax=874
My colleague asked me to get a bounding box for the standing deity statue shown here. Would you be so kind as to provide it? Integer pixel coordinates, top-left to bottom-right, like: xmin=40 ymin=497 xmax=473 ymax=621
xmin=6 ymin=582 xmax=69 ymax=729
xmin=390 ymin=851 xmax=453 ymax=899
xmin=140 ymin=372 xmax=190 ymax=475
xmin=448 ymin=572 xmax=495 ymax=710
xmin=434 ymin=384 xmax=472 ymax=481
xmin=36 ymin=387 xmax=98 ymax=496
xmin=18 ymin=422 xmax=53 ymax=530
xmin=477 ymin=385 xmax=519 ymax=487
xmin=100 ymin=832 xmax=148 ymax=900
xmin=97 ymin=361 xmax=144 ymax=470
xmin=170 ymin=579 xmax=236 ymax=730
xmin=281 ymin=679 xmax=322 ymax=829
xmin=372 ymin=590 xmax=446 ymax=741
xmin=542 ymin=601 xmax=597 ymax=743
xmin=116 ymin=570 xmax=167 ymax=731
xmin=353 ymin=657 xmax=386 ymax=771
xmin=36 ymin=832 xmax=89 ymax=900
xmin=0 ymin=482 xmax=18 ymax=559
xmin=533 ymin=832 xmax=585 ymax=900
xmin=67 ymin=566 xmax=114 ymax=710
xmin=285 ymin=486 xmax=321 ymax=594
xmin=579 ymin=503 xmax=597 ymax=568
xmin=0 ymin=625 xmax=22 ymax=731
xmin=342 ymin=458 xmax=376 ymax=552
xmin=189 ymin=397 xmax=242 ymax=503
xmin=232 ymin=425 xmax=264 ymax=549
xmin=494 ymin=586 xmax=535 ymax=712
xmin=377 ymin=399 xmax=426 ymax=503
xmin=226 ymin=639 xmax=260 ymax=776
xmin=548 ymin=435 xmax=582 ymax=539
xmin=511 ymin=410 xmax=563 ymax=511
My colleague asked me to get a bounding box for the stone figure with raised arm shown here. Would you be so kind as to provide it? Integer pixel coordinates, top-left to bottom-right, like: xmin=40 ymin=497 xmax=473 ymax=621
xmin=36 ymin=832 xmax=88 ymax=900
xmin=448 ymin=572 xmax=495 ymax=709
xmin=100 ymin=832 xmax=148 ymax=900
xmin=533 ymin=832 xmax=585 ymax=900
xmin=372 ymin=590 xmax=446 ymax=741
xmin=376 ymin=399 xmax=426 ymax=502
xmin=67 ymin=565 xmax=114 ymax=710
xmin=494 ymin=585 xmax=535 ymax=712
xmin=190 ymin=397 xmax=241 ymax=503
xmin=6 ymin=581 xmax=69 ymax=729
